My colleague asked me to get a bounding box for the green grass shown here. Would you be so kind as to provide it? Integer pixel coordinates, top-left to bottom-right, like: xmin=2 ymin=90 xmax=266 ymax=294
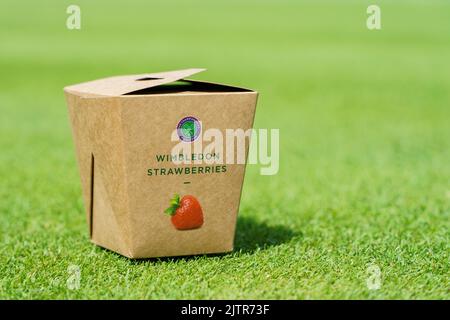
xmin=0 ymin=0 xmax=449 ymax=299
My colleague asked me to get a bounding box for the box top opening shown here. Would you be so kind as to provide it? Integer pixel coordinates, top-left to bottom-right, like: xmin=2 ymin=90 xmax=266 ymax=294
xmin=124 ymin=80 xmax=251 ymax=95
xmin=64 ymin=68 xmax=254 ymax=97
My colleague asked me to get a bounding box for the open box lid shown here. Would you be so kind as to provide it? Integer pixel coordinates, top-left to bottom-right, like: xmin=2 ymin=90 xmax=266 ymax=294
xmin=64 ymin=68 xmax=210 ymax=97
xmin=64 ymin=68 xmax=211 ymax=96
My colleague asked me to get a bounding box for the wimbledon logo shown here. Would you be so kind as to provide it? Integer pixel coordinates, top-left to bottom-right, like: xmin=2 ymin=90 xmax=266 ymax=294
xmin=177 ymin=116 xmax=201 ymax=142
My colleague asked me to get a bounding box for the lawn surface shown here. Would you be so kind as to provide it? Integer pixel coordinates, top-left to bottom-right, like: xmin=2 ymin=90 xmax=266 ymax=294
xmin=0 ymin=0 xmax=449 ymax=299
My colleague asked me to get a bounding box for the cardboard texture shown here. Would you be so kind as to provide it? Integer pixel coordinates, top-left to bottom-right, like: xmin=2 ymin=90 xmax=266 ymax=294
xmin=64 ymin=69 xmax=258 ymax=258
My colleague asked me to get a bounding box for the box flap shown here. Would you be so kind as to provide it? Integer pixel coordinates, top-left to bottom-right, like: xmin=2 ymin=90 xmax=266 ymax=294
xmin=64 ymin=68 xmax=206 ymax=96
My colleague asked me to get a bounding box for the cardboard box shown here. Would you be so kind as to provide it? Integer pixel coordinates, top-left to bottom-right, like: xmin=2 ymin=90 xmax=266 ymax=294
xmin=64 ymin=69 xmax=258 ymax=258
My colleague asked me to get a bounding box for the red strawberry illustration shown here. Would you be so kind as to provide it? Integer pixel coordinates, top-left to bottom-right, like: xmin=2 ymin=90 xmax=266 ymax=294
xmin=164 ymin=194 xmax=204 ymax=230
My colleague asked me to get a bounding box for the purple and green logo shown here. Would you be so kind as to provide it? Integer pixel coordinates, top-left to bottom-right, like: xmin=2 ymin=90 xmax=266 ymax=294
xmin=177 ymin=116 xmax=201 ymax=142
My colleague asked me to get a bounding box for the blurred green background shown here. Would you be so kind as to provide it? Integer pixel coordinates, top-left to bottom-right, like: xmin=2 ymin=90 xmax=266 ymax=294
xmin=0 ymin=0 xmax=449 ymax=299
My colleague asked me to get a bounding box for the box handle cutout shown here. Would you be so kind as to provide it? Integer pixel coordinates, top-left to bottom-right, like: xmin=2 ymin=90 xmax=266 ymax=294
xmin=136 ymin=77 xmax=163 ymax=81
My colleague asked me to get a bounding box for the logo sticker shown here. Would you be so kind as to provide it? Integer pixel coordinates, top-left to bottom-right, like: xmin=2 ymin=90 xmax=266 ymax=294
xmin=177 ymin=116 xmax=201 ymax=142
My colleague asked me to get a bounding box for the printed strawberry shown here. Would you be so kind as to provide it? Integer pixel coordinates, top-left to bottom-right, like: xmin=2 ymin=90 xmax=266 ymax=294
xmin=164 ymin=194 xmax=204 ymax=230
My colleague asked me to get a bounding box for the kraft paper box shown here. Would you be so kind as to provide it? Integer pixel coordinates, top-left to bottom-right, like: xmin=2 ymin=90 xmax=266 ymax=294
xmin=64 ymin=68 xmax=258 ymax=258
